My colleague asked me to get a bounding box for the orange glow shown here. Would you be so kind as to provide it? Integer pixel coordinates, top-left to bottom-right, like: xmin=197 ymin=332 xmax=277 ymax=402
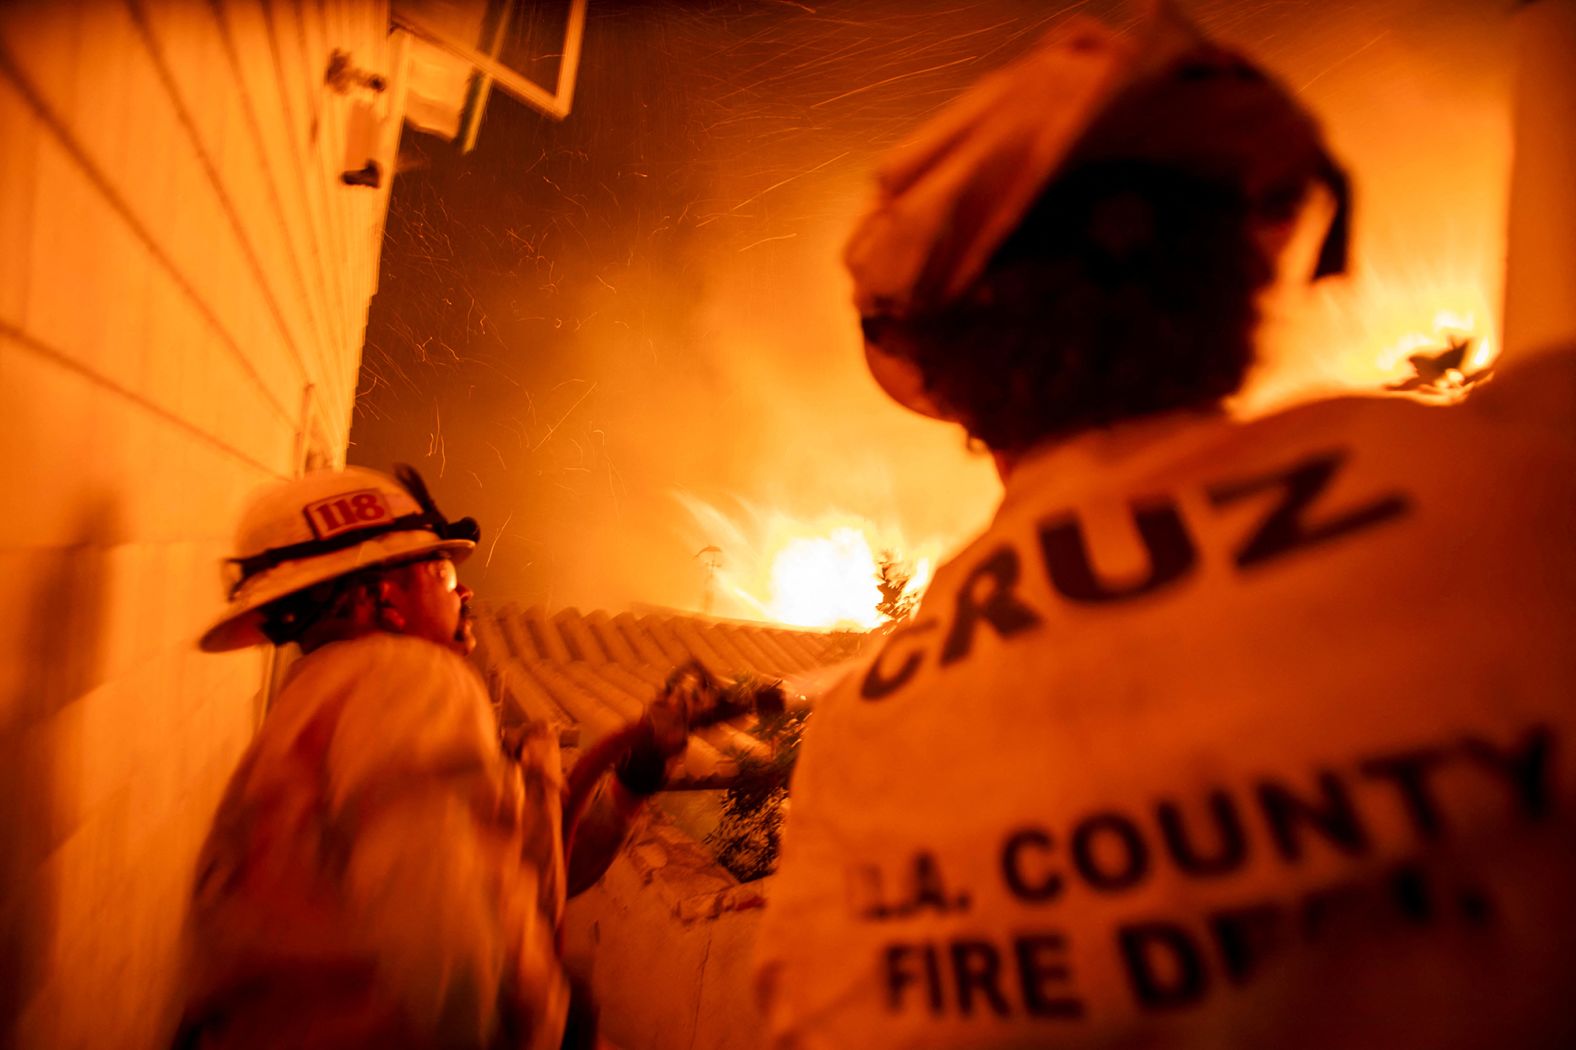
xmin=1370 ymin=307 xmax=1496 ymax=401
xmin=765 ymin=529 xmax=886 ymax=629
xmin=677 ymin=495 xmax=938 ymax=629
xmin=1376 ymin=309 xmax=1495 ymax=376
xmin=1248 ymin=266 xmax=1502 ymax=413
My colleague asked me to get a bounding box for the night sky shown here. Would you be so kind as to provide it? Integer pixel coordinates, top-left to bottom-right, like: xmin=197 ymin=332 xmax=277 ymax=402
xmin=349 ymin=0 xmax=1511 ymax=617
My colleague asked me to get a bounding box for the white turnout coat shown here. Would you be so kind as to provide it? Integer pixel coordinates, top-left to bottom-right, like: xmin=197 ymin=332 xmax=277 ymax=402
xmin=184 ymin=633 xmax=570 ymax=1050
xmin=760 ymin=348 xmax=1576 ymax=1049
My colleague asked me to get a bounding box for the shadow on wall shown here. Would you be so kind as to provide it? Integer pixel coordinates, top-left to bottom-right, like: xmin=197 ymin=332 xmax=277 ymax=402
xmin=0 ymin=493 xmax=121 ymax=1036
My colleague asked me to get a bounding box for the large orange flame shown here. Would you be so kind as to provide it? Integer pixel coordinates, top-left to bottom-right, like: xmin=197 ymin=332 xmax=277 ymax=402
xmin=677 ymin=494 xmax=938 ymax=629
xmin=1246 ymin=261 xmax=1501 ymax=413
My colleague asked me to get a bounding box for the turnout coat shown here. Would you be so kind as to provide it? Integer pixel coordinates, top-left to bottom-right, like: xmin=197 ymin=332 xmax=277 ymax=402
xmin=182 ymin=633 xmax=571 ymax=1050
xmin=759 ymin=347 xmax=1576 ymax=1049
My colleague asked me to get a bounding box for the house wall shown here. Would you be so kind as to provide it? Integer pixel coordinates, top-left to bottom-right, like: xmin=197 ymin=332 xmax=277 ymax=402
xmin=562 ymin=813 xmax=770 ymax=1050
xmin=0 ymin=1 xmax=403 ymax=1043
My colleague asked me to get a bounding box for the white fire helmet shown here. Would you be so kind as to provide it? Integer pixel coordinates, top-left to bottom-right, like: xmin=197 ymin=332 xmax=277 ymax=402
xmin=199 ymin=465 xmax=478 ymax=652
xmin=848 ymin=0 xmax=1350 ymax=419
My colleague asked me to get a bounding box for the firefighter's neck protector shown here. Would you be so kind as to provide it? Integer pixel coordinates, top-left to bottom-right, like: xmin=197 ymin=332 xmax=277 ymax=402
xmin=200 ymin=464 xmax=479 ymax=652
xmin=847 ymin=0 xmax=1350 ymax=420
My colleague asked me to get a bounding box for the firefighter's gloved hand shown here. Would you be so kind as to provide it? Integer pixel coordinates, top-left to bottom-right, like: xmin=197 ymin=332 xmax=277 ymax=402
xmin=499 ymin=719 xmax=546 ymax=761
xmin=614 ymin=675 xmax=696 ymax=796
xmin=647 ymin=682 xmax=692 ymax=757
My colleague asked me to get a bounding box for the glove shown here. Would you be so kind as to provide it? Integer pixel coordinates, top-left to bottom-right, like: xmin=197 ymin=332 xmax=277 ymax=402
xmin=614 ymin=672 xmax=694 ymax=796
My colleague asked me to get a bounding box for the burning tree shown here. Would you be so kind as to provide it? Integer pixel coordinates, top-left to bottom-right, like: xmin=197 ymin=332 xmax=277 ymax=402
xmin=875 ymin=549 xmax=918 ymax=627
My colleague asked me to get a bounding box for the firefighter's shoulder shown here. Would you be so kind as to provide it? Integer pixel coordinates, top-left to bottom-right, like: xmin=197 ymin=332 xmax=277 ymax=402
xmin=289 ymin=632 xmax=483 ymax=692
xmin=1459 ymin=342 xmax=1576 ymax=435
xmin=282 ymin=634 xmax=495 ymax=760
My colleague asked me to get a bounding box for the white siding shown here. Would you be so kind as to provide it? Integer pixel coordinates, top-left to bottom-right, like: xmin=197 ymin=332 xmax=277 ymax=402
xmin=0 ymin=1 xmax=404 ymax=1044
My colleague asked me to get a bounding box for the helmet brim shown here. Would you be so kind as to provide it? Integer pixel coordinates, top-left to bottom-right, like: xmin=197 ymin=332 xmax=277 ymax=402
xmin=199 ymin=531 xmax=476 ymax=652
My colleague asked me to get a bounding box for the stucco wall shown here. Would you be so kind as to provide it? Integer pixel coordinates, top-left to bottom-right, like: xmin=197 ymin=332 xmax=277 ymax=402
xmin=0 ymin=1 xmax=402 ymax=1043
xmin=563 ymin=812 xmax=770 ymax=1050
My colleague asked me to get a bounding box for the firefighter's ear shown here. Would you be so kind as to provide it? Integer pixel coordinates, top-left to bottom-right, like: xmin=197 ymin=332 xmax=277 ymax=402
xmin=373 ymin=578 xmax=407 ymax=632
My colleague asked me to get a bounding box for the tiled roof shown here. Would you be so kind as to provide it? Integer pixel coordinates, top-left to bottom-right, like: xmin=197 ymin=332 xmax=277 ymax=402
xmin=470 ymin=602 xmax=864 ymax=786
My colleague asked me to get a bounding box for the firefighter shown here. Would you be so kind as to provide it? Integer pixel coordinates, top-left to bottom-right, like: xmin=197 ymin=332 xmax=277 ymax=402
xmin=179 ymin=465 xmax=682 ymax=1049
xmin=758 ymin=4 xmax=1576 ymax=1048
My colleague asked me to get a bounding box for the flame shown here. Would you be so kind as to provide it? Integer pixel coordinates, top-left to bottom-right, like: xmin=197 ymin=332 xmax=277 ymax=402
xmin=1248 ymin=265 xmax=1502 ymax=413
xmin=677 ymin=494 xmax=939 ymax=629
xmin=766 ymin=528 xmax=887 ymax=630
xmin=1376 ymin=309 xmax=1496 ymax=372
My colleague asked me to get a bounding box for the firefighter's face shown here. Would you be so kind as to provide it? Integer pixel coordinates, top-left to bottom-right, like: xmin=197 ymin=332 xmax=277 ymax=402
xmin=382 ymin=554 xmax=475 ymax=655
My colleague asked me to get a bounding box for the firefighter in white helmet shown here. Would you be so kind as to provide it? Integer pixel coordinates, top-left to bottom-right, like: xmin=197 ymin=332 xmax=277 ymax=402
xmin=180 ymin=464 xmax=682 ymax=1050
xmin=758 ymin=4 xmax=1576 ymax=1048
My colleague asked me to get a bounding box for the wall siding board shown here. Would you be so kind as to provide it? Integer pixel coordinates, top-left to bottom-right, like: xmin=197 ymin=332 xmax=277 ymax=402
xmin=217 ymin=0 xmax=342 ymax=388
xmin=0 ymin=1 xmax=400 ymax=1045
xmin=271 ymin=0 xmax=364 ymax=430
xmin=0 ymin=77 xmax=38 ymax=325
xmin=132 ymin=0 xmax=315 ymax=398
xmin=0 ymin=35 xmax=302 ymax=431
xmin=0 ymin=3 xmax=82 ymax=119
xmin=259 ymin=0 xmax=351 ymax=370
xmin=305 ymin=0 xmax=383 ymax=424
